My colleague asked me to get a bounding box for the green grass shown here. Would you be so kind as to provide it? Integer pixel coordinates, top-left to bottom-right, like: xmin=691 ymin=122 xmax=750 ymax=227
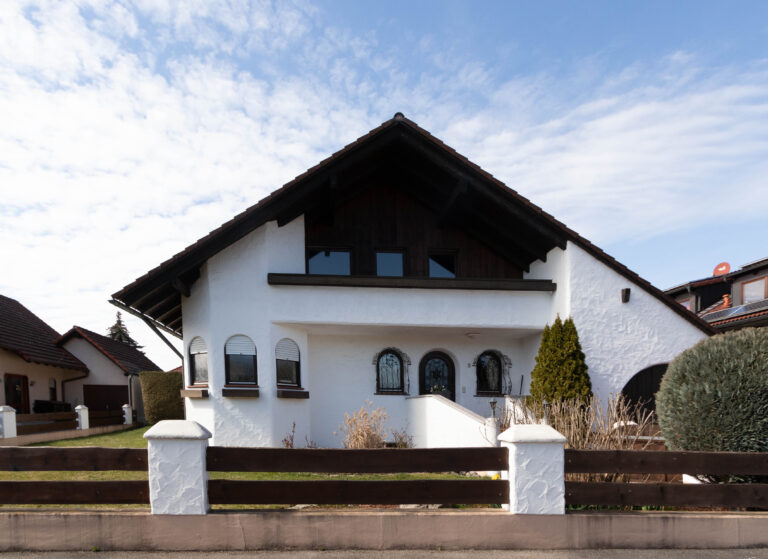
xmin=30 ymin=425 xmax=150 ymax=448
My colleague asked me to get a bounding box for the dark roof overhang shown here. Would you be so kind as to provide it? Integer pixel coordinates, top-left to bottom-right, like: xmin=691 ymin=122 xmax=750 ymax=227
xmin=112 ymin=114 xmax=717 ymax=337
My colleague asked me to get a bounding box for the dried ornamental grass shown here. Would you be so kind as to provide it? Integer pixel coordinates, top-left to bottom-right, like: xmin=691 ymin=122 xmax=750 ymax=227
xmin=501 ymin=395 xmax=657 ymax=482
xmin=337 ymin=401 xmax=388 ymax=449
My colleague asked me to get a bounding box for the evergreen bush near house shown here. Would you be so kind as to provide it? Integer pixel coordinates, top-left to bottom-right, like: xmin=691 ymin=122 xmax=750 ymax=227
xmin=656 ymin=328 xmax=768 ymax=462
xmin=528 ymin=316 xmax=592 ymax=404
xmin=139 ymin=371 xmax=184 ymax=424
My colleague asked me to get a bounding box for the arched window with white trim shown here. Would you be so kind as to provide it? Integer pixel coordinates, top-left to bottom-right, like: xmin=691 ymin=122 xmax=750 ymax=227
xmin=189 ymin=336 xmax=208 ymax=385
xmin=275 ymin=338 xmax=301 ymax=387
xmin=225 ymin=335 xmax=257 ymax=385
xmin=376 ymin=348 xmax=405 ymax=393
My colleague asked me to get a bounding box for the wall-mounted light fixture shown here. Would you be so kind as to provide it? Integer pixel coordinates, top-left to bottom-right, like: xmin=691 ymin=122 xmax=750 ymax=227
xmin=621 ymin=288 xmax=631 ymax=303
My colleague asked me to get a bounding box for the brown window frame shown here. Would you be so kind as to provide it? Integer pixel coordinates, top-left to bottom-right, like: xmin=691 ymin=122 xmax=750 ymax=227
xmin=428 ymin=250 xmax=458 ymax=279
xmin=376 ymin=348 xmax=406 ymax=394
xmin=742 ymin=276 xmax=768 ymax=304
xmin=306 ymin=246 xmax=353 ymax=276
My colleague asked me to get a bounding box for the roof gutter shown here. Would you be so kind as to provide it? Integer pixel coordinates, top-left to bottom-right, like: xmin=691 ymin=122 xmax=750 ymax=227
xmin=109 ymin=299 xmax=183 ymax=360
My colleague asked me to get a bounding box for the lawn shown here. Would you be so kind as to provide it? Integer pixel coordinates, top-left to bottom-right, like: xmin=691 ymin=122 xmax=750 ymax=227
xmin=1 ymin=426 xmax=487 ymax=510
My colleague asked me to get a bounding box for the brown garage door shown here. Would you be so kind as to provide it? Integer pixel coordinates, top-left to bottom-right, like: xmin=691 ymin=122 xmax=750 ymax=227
xmin=83 ymin=384 xmax=129 ymax=411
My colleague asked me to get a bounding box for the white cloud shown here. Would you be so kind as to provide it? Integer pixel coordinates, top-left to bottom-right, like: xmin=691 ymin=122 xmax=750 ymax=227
xmin=0 ymin=2 xmax=767 ymax=368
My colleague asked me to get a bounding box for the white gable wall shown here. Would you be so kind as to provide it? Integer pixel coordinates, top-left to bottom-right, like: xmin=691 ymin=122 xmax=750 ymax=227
xmin=60 ymin=337 xmax=128 ymax=407
xmin=530 ymin=242 xmax=708 ymax=401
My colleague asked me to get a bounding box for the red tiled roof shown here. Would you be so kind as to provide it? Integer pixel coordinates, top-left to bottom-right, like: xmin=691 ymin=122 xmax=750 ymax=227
xmin=0 ymin=295 xmax=88 ymax=371
xmin=57 ymin=326 xmax=161 ymax=375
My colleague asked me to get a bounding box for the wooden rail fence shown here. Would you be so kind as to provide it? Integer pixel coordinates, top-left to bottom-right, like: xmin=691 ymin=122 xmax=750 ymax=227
xmin=564 ymin=449 xmax=768 ymax=508
xmin=206 ymin=446 xmax=509 ymax=505
xmin=0 ymin=447 xmax=148 ymax=505
xmin=89 ymin=409 xmax=125 ymax=427
xmin=15 ymin=412 xmax=78 ymax=436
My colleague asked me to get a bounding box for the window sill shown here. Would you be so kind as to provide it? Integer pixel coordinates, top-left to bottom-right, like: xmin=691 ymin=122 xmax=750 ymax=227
xmin=277 ymin=389 xmax=310 ymax=399
xmin=222 ymin=387 xmax=260 ymax=398
xmin=375 ymin=391 xmax=408 ymax=396
xmin=181 ymin=389 xmax=209 ymax=399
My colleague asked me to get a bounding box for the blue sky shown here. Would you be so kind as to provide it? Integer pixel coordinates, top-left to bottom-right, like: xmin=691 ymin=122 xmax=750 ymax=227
xmin=1 ymin=1 xmax=767 ymax=369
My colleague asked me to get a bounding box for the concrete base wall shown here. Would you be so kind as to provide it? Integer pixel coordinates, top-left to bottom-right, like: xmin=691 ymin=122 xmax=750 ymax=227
xmin=0 ymin=424 xmax=133 ymax=446
xmin=1 ymin=511 xmax=767 ymax=550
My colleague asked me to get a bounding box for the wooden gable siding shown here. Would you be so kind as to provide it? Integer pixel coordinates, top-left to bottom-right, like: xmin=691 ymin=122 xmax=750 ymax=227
xmin=305 ymin=182 xmax=523 ymax=279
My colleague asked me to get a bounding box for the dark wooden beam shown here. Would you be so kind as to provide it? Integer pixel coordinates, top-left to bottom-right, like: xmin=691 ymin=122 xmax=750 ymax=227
xmin=156 ymin=303 xmax=182 ymax=325
xmin=171 ymin=277 xmax=191 ymax=298
xmin=268 ymin=273 xmax=556 ymax=292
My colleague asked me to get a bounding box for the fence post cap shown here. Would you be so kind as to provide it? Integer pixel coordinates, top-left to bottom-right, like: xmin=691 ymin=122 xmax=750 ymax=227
xmin=144 ymin=420 xmax=211 ymax=441
xmin=0 ymin=406 xmax=16 ymax=413
xmin=75 ymin=404 xmax=88 ymax=411
xmin=498 ymin=424 xmax=566 ymax=444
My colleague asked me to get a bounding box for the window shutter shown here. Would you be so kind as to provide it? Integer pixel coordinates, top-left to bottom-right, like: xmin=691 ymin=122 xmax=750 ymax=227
xmin=275 ymin=338 xmax=299 ymax=362
xmin=190 ymin=337 xmax=207 ymax=354
xmin=225 ymin=335 xmax=256 ymax=355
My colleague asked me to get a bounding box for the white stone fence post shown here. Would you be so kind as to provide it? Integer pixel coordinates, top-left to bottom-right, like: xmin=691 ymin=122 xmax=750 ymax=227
xmin=0 ymin=406 xmax=16 ymax=438
xmin=144 ymin=420 xmax=211 ymax=515
xmin=122 ymin=404 xmax=132 ymax=425
xmin=75 ymin=405 xmax=89 ymax=430
xmin=498 ymin=424 xmax=567 ymax=514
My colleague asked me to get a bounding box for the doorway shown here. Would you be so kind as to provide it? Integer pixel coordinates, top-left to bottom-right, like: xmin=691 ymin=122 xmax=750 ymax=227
xmin=419 ymin=351 xmax=456 ymax=401
xmin=4 ymin=374 xmax=30 ymax=414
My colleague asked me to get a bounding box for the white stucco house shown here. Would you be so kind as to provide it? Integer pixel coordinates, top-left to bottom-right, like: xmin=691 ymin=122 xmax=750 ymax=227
xmin=111 ymin=113 xmax=715 ymax=448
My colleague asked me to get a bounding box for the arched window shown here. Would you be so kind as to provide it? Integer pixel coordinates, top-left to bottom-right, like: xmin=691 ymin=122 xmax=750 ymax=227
xmin=476 ymin=351 xmax=502 ymax=395
xmin=376 ymin=349 xmax=404 ymax=393
xmin=275 ymin=338 xmax=301 ymax=387
xmin=225 ymin=335 xmax=257 ymax=385
xmin=419 ymin=351 xmax=456 ymax=401
xmin=189 ymin=337 xmax=208 ymax=385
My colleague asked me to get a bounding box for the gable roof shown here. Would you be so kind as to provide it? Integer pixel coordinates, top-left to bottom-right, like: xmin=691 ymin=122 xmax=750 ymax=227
xmin=112 ymin=113 xmax=717 ymax=337
xmin=57 ymin=326 xmax=161 ymax=375
xmin=0 ymin=295 xmax=88 ymax=371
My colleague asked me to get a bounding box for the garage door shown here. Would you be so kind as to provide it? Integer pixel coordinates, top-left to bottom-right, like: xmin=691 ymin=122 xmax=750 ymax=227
xmin=83 ymin=384 xmax=129 ymax=411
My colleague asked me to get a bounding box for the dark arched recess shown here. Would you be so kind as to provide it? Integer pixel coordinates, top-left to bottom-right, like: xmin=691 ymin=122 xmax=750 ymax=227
xmin=621 ymin=363 xmax=668 ymax=416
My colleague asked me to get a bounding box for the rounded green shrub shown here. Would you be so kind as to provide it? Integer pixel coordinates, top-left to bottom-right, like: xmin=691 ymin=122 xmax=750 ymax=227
xmin=529 ymin=316 xmax=592 ymax=403
xmin=139 ymin=371 xmax=184 ymax=424
xmin=656 ymin=327 xmax=768 ymax=454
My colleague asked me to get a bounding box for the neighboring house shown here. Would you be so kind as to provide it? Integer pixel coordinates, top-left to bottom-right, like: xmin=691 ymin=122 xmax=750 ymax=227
xmin=666 ymin=257 xmax=768 ymax=331
xmin=0 ymin=295 xmax=88 ymax=413
xmin=0 ymin=294 xmax=158 ymax=420
xmin=111 ymin=113 xmax=715 ymax=448
xmin=57 ymin=326 xmax=161 ymax=423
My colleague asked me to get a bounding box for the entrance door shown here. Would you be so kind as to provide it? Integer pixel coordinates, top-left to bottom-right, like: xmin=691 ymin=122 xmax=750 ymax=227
xmin=419 ymin=351 xmax=456 ymax=401
xmin=4 ymin=374 xmax=30 ymax=413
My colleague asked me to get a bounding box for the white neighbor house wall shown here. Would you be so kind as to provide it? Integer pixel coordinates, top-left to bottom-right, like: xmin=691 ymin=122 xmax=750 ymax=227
xmin=60 ymin=338 xmax=135 ymax=409
xmin=527 ymin=242 xmax=708 ymax=401
xmin=182 ymin=218 xmax=708 ymax=447
xmin=0 ymin=350 xmax=80 ymax=409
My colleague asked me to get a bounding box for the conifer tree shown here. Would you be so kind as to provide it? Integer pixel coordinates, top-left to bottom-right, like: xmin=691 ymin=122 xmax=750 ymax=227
xmin=107 ymin=311 xmax=142 ymax=349
xmin=528 ymin=315 xmax=592 ymax=403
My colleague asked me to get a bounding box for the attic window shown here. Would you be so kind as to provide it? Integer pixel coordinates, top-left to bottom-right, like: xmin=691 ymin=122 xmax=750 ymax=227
xmin=429 ymin=252 xmax=456 ymax=278
xmin=307 ymin=249 xmax=351 ymax=275
xmin=376 ymin=251 xmax=404 ymax=277
xmin=743 ymin=277 xmax=767 ymax=304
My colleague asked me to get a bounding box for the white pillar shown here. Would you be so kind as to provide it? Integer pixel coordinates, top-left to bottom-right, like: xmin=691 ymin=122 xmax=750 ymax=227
xmin=122 ymin=404 xmax=132 ymax=425
xmin=144 ymin=420 xmax=211 ymax=515
xmin=498 ymin=424 xmax=567 ymax=514
xmin=0 ymin=406 xmax=16 ymax=438
xmin=75 ymin=405 xmax=89 ymax=430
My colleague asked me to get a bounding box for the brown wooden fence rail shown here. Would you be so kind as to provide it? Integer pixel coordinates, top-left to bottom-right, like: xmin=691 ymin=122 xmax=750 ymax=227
xmin=15 ymin=412 xmax=78 ymax=436
xmin=89 ymin=409 xmax=125 ymax=427
xmin=206 ymin=446 xmax=509 ymax=506
xmin=564 ymin=449 xmax=768 ymax=508
xmin=0 ymin=447 xmax=149 ymax=505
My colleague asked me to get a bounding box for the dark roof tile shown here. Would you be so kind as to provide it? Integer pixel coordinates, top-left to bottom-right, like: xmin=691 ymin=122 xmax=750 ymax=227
xmin=57 ymin=326 xmax=161 ymax=375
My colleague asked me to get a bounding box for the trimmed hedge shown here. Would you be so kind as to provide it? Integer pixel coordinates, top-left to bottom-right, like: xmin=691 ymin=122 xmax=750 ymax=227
xmin=657 ymin=327 xmax=768 ymax=455
xmin=139 ymin=371 xmax=184 ymax=425
xmin=529 ymin=316 xmax=592 ymax=404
